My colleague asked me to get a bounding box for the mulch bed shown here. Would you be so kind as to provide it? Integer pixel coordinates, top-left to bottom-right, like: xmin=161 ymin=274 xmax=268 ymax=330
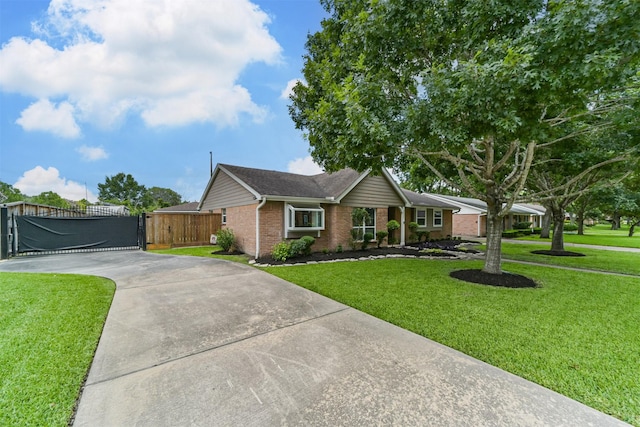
xmin=531 ymin=250 xmax=586 ymax=257
xmin=450 ymin=269 xmax=538 ymax=288
xmin=255 ymin=246 xmax=457 ymax=265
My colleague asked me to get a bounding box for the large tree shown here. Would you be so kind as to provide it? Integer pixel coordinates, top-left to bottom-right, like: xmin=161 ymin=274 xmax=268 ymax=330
xmin=98 ymin=173 xmax=147 ymax=209
xmin=290 ymin=0 xmax=639 ymax=275
xmin=0 ymin=182 xmax=25 ymax=203
xmin=147 ymin=187 xmax=183 ymax=209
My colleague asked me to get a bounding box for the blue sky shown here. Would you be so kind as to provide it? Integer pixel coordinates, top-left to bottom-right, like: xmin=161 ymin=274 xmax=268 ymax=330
xmin=0 ymin=0 xmax=328 ymax=202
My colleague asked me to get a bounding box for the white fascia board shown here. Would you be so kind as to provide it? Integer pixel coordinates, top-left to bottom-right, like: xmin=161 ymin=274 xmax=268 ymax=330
xmin=426 ymin=194 xmax=485 ymax=214
xmin=381 ymin=168 xmax=412 ymax=206
xmin=264 ymin=196 xmax=337 ymax=205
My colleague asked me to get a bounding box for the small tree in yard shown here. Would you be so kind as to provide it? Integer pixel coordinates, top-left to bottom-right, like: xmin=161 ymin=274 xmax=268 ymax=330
xmin=216 ymin=228 xmax=235 ymax=252
xmin=290 ymin=0 xmax=640 ymax=276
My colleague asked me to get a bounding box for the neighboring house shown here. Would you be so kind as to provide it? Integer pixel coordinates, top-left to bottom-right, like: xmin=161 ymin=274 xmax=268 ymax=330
xmin=153 ymin=202 xmax=200 ymax=213
xmin=198 ymin=164 xmax=458 ymax=257
xmin=426 ymin=194 xmax=546 ymax=237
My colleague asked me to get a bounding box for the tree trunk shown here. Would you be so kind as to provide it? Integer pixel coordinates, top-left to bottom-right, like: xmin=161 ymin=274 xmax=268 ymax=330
xmin=611 ymin=212 xmax=620 ymax=230
xmin=551 ymin=208 xmax=566 ymax=251
xmin=540 ymin=209 xmax=551 ymax=239
xmin=576 ymin=210 xmax=585 ymax=235
xmin=629 ymin=220 xmax=640 ymax=237
xmin=483 ymin=203 xmax=504 ymax=275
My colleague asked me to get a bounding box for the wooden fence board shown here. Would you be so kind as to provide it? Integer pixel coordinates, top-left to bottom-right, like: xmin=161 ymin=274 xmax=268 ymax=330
xmin=145 ymin=213 xmax=221 ymax=249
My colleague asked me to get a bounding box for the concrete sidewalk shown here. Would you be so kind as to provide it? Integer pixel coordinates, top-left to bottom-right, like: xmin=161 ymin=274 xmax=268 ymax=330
xmin=0 ymin=251 xmax=629 ymax=426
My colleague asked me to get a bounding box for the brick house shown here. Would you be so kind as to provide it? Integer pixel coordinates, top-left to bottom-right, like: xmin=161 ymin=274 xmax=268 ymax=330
xmin=198 ymin=164 xmax=458 ymax=257
xmin=425 ymin=194 xmax=546 ymax=237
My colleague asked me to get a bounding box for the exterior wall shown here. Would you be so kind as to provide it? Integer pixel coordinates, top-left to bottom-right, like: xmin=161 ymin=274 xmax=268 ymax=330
xmin=341 ymin=175 xmax=403 ymax=207
xmin=200 ymin=171 xmax=255 ymax=211
xmin=222 ymin=203 xmax=257 ymax=255
xmin=406 ymin=208 xmax=454 ymax=241
xmin=452 ymin=213 xmax=485 ymax=237
xmin=256 ymin=201 xmax=285 ymax=257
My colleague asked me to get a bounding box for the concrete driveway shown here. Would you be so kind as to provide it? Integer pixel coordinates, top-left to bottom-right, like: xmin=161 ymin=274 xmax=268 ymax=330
xmin=0 ymin=251 xmax=628 ymax=426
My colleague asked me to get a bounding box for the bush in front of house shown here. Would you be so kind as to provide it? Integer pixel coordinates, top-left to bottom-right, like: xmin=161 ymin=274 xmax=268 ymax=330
xmin=386 ymin=219 xmax=400 ymax=244
xmin=532 ymin=227 xmax=542 ymax=234
xmin=272 ymin=241 xmax=291 ymax=261
xmin=502 ymin=229 xmax=521 ymax=238
xmin=271 ymin=236 xmax=316 ymax=261
xmin=375 ymin=230 xmax=388 ymax=248
xmin=361 ymin=232 xmax=374 ymax=250
xmin=217 ymin=228 xmax=235 ymax=252
xmin=513 ymin=221 xmax=533 ymax=230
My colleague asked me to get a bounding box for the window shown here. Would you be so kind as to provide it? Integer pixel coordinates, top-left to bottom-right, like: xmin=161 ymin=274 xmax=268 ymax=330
xmin=352 ymin=207 xmax=376 ymax=240
xmin=221 ymin=208 xmax=227 ymax=224
xmin=433 ymin=209 xmax=442 ymax=227
xmin=416 ymin=209 xmax=427 ymax=227
xmin=285 ymin=204 xmax=325 ymax=236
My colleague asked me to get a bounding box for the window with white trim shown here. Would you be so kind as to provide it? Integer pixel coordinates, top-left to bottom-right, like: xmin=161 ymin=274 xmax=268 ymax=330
xmin=221 ymin=208 xmax=227 ymax=224
xmin=285 ymin=204 xmax=325 ymax=235
xmin=433 ymin=209 xmax=443 ymax=227
xmin=352 ymin=208 xmax=376 ymax=240
xmin=416 ymin=209 xmax=427 ymax=227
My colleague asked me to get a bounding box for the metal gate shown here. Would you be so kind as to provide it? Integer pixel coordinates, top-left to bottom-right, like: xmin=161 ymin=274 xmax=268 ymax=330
xmin=1 ymin=204 xmax=145 ymax=258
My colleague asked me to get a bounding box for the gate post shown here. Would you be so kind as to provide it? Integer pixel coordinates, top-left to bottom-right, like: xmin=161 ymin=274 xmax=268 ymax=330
xmin=139 ymin=214 xmax=147 ymax=251
xmin=1 ymin=207 xmax=8 ymax=259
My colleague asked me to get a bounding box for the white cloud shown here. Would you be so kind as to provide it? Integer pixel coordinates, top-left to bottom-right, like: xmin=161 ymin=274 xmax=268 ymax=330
xmin=14 ymin=166 xmax=97 ymax=202
xmin=287 ymin=156 xmax=323 ymax=175
xmin=15 ymin=99 xmax=81 ymax=138
xmin=77 ymin=145 xmax=108 ymax=161
xmin=0 ymin=0 xmax=282 ymax=133
xmin=280 ymin=78 xmax=302 ymax=100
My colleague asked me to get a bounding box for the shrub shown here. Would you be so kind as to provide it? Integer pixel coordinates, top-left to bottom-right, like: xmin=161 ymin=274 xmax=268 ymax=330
xmin=375 ymin=230 xmax=388 ymax=248
xmin=361 ymin=232 xmax=374 ymax=250
xmin=513 ymin=221 xmax=532 ymax=230
xmin=386 ymin=219 xmax=400 ymax=231
xmin=299 ymin=236 xmax=316 ymax=256
xmin=416 ymin=230 xmax=430 ymax=242
xmin=532 ymin=227 xmax=542 ymax=234
xmin=272 ymin=241 xmax=290 ymax=261
xmin=386 ymin=219 xmax=400 ymax=244
xmin=564 ymin=223 xmax=579 ymax=232
xmin=217 ymin=228 xmax=235 ymax=252
xmin=289 ymin=239 xmax=307 ymax=257
xmin=336 ymin=244 xmax=343 ymax=253
xmin=502 ymin=229 xmax=521 ymax=238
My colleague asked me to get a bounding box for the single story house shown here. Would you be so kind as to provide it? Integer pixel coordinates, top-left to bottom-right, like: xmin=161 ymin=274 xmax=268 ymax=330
xmin=153 ymin=202 xmax=200 ymax=213
xmin=198 ymin=164 xmax=458 ymax=257
xmin=425 ymin=194 xmax=546 ymax=237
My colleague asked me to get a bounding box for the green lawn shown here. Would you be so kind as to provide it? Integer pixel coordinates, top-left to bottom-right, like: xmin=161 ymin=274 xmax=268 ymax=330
xmin=490 ymin=243 xmax=640 ymax=276
xmin=516 ymin=223 xmax=640 ymax=248
xmin=149 ymin=245 xmax=251 ymax=263
xmin=264 ymin=259 xmax=640 ymax=425
xmin=0 ymin=273 xmax=115 ymax=426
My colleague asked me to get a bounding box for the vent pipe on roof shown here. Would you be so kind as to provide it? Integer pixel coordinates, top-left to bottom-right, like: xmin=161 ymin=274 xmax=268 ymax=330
xmin=210 ymin=151 xmax=213 ymax=176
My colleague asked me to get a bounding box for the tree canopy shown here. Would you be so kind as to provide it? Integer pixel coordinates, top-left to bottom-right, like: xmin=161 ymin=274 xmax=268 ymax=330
xmin=290 ymin=0 xmax=640 ymax=274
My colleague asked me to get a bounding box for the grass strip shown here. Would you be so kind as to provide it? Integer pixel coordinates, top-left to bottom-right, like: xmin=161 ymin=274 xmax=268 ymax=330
xmin=0 ymin=272 xmax=115 ymax=426
xmin=265 ymin=259 xmax=640 ymax=425
xmin=149 ymin=245 xmax=251 ymax=263
xmin=492 ymin=243 xmax=640 ymax=276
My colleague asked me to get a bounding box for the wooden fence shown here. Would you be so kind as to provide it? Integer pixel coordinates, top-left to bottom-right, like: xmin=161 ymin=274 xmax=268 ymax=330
xmin=145 ymin=212 xmax=221 ymax=250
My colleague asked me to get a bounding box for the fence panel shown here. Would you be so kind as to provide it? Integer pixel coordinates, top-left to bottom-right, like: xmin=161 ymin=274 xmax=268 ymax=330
xmin=145 ymin=213 xmax=221 ymax=249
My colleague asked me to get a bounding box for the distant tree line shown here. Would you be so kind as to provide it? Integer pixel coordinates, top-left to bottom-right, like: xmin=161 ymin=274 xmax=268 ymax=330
xmin=0 ymin=172 xmax=185 ymax=215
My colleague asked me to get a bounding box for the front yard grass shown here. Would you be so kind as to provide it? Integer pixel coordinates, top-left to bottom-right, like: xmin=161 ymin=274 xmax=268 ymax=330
xmin=264 ymin=259 xmax=640 ymax=425
xmin=0 ymin=272 xmax=115 ymax=426
xmin=149 ymin=245 xmax=251 ymax=263
xmin=492 ymin=243 xmax=640 ymax=276
xmin=516 ymin=224 xmax=640 ymax=249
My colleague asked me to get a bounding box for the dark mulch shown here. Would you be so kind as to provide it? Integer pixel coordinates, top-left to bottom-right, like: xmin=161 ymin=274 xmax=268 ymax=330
xmin=256 ymin=246 xmax=457 ymax=266
xmin=531 ymin=250 xmax=586 ymax=257
xmin=255 ymin=239 xmax=481 ymax=265
xmin=214 ymin=250 xmax=245 ymax=256
xmin=450 ymin=269 xmax=538 ymax=288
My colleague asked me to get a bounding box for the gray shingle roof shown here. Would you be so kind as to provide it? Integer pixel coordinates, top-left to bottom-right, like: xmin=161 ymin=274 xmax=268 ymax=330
xmin=401 ymin=189 xmax=459 ymax=209
xmin=219 ymin=164 xmax=362 ymax=199
xmin=154 ymin=202 xmax=199 ymax=212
